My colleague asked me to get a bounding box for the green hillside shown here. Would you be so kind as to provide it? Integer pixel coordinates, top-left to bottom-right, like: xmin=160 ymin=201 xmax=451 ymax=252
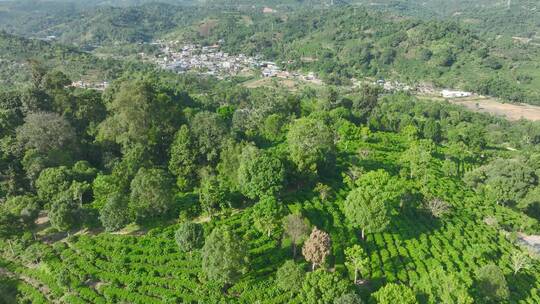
xmin=346 ymin=0 xmax=540 ymax=37
xmin=0 ymin=31 xmax=126 ymax=88
xmin=1 ymin=3 xmax=540 ymax=303
xmin=183 ymin=7 xmax=540 ymax=104
xmin=0 ymin=3 xmax=212 ymax=46
xmin=1 ymin=69 xmax=540 ymax=302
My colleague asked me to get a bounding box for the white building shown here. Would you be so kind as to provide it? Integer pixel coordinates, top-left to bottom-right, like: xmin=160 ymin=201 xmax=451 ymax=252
xmin=441 ymin=89 xmax=472 ymax=98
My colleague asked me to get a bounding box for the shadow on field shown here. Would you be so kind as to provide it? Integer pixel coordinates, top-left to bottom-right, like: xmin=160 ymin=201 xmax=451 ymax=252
xmin=394 ymin=209 xmax=442 ymax=241
xmin=509 ymin=272 xmax=536 ymax=303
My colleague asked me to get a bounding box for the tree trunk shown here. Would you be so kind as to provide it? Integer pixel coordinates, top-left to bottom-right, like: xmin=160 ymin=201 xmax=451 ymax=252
xmin=361 ymin=228 xmax=365 ymax=240
xmin=8 ymin=239 xmax=14 ymax=256
xmin=312 ymin=263 xmax=316 ymax=271
xmin=354 ymin=267 xmax=358 ymax=283
xmin=292 ymin=243 xmax=297 ymax=259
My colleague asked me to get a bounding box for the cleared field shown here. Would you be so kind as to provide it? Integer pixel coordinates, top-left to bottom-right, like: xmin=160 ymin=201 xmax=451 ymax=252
xmin=420 ymin=95 xmax=540 ymax=121
xmin=242 ymin=76 xmax=323 ymax=91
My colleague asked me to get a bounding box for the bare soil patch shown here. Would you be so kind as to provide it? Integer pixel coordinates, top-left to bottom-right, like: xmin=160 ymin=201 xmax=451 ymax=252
xmin=420 ymin=95 xmax=540 ymax=121
xmin=198 ymin=19 xmax=218 ymax=37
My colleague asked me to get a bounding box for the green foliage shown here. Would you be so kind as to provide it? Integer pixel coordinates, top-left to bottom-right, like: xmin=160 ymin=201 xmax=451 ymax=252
xmin=251 ymin=196 xmax=285 ymax=238
xmin=399 ymin=140 xmax=433 ymax=179
xmin=414 ymin=266 xmax=473 ymax=304
xmin=475 ymin=264 xmax=510 ymax=303
xmin=168 ymin=125 xmax=197 ymax=191
xmin=16 ymin=112 xmax=76 ymax=155
xmin=92 ymin=174 xmax=122 ymax=209
xmin=49 ymin=193 xmax=81 ymax=232
xmin=344 ymin=245 xmax=368 ymax=282
xmin=3 ymin=195 xmax=40 ymax=228
xmin=283 ymin=213 xmax=311 ymax=257
xmin=0 ymin=33 xmax=540 ymax=302
xmin=334 ymin=292 xmax=363 ymax=304
xmin=275 ymin=260 xmax=305 ymax=293
xmin=343 ymin=170 xmax=396 ymax=238
xmin=0 ymin=31 xmax=124 ymax=89
xmin=297 ymin=270 xmax=352 ymax=304
xmin=129 ymin=168 xmax=175 ymax=222
xmin=199 ymin=173 xmax=227 ymax=215
xmin=190 ymin=111 xmax=228 ymax=164
xmin=202 ymin=226 xmax=248 ymax=285
xmin=99 ymin=194 xmax=131 ymax=232
xmin=174 ymin=222 xmax=204 ymax=252
xmin=287 ymin=117 xmax=334 ymax=176
xmin=465 ymin=158 xmax=538 ymax=206
xmin=97 ymin=80 xmax=181 ymax=155
xmin=0 ymin=209 xmax=22 ymax=239
xmin=36 ymin=166 xmax=72 ymax=203
xmin=372 ymin=283 xmax=417 ymax=304
xmin=238 ymin=145 xmax=285 ymax=199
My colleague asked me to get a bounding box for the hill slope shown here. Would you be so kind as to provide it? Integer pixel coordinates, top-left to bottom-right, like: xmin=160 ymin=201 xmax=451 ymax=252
xmin=183 ymin=7 xmax=540 ymax=104
xmin=0 ymin=31 xmax=125 ymax=88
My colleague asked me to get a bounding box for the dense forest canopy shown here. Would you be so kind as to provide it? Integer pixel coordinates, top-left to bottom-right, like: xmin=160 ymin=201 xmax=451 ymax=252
xmin=1 ymin=1 xmax=540 ymax=303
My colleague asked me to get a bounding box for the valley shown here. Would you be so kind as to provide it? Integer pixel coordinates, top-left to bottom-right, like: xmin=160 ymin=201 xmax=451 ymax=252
xmin=1 ymin=1 xmax=540 ymax=303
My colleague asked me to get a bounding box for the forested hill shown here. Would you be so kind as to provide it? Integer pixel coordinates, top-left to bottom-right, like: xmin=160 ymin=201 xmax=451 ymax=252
xmin=0 ymin=3 xmax=213 ymax=45
xmin=346 ymin=0 xmax=540 ymax=37
xmin=0 ymin=31 xmax=126 ymax=88
xmin=188 ymin=7 xmax=540 ymax=104
xmin=1 ymin=62 xmax=540 ymax=303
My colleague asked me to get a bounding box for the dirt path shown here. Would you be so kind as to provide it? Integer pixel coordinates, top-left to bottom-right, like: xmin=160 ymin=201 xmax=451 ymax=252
xmin=518 ymin=233 xmax=540 ymax=254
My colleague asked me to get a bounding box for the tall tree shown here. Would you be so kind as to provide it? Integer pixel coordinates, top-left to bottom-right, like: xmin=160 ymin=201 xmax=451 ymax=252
xmin=35 ymin=166 xmax=72 ymax=203
xmin=399 ymin=140 xmax=433 ymax=179
xmin=464 ymin=158 xmax=537 ymax=207
xmin=344 ymin=180 xmax=391 ymax=240
xmin=49 ymin=192 xmax=80 ymax=233
xmin=302 ymin=227 xmax=331 ymax=270
xmin=199 ymin=173 xmax=226 ymax=216
xmin=16 ymin=112 xmax=76 ymax=156
xmin=344 ymin=245 xmax=369 ymax=283
xmin=287 ymin=117 xmax=335 ymax=176
xmin=238 ymin=146 xmax=285 ymax=200
xmin=175 ymin=222 xmax=204 ymax=253
xmin=202 ymin=226 xmax=248 ymax=286
xmin=414 ymin=266 xmax=473 ymax=304
xmin=99 ymin=194 xmax=131 ymax=232
xmin=298 ymin=270 xmax=352 ymax=304
xmin=129 ymin=168 xmax=175 ymax=222
xmin=372 ymin=283 xmax=417 ymax=304
xmin=283 ymin=213 xmax=310 ymax=258
xmin=275 ymin=260 xmax=305 ymax=294
xmin=476 ymin=264 xmax=510 ymax=303
xmin=343 ymin=170 xmax=405 ymax=239
xmin=97 ymin=80 xmax=181 ymax=157
xmin=190 ymin=111 xmax=228 ymax=164
xmin=251 ymin=196 xmax=285 ymax=238
xmin=168 ymin=125 xmax=197 ymax=191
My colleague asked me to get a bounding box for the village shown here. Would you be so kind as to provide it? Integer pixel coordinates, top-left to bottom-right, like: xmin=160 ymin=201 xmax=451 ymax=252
xmin=150 ymin=41 xmax=259 ymax=78
xmin=140 ymin=40 xmax=322 ymax=84
xmin=69 ymin=40 xmax=475 ymax=100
